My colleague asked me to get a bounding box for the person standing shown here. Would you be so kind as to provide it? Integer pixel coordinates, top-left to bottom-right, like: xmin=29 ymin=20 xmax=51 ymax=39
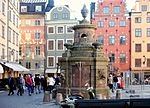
xmin=47 ymin=76 xmax=55 ymax=93
xmin=108 ymin=73 xmax=114 ymax=93
xmin=8 ymin=73 xmax=15 ymax=96
xmin=34 ymin=75 xmax=41 ymax=94
xmin=17 ymin=74 xmax=24 ymax=96
xmin=26 ymin=74 xmax=33 ymax=96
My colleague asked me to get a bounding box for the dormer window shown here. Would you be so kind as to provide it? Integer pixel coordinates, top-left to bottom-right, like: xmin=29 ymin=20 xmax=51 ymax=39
xmin=35 ymin=6 xmax=42 ymax=12
xmin=21 ymin=6 xmax=27 ymax=12
xmin=142 ymin=5 xmax=147 ymax=11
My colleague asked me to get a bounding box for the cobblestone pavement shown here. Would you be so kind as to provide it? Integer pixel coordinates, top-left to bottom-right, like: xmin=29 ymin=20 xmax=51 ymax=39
xmin=0 ymin=90 xmax=60 ymax=108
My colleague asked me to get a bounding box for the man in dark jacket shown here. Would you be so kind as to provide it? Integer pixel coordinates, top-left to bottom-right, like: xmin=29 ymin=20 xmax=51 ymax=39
xmin=34 ymin=75 xmax=41 ymax=94
xmin=8 ymin=73 xmax=15 ymax=96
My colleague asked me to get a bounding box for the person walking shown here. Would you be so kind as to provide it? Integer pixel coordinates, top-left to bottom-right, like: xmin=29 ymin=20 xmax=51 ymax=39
xmin=8 ymin=73 xmax=15 ymax=96
xmin=34 ymin=75 xmax=41 ymax=94
xmin=26 ymin=74 xmax=33 ymax=96
xmin=113 ymin=74 xmax=118 ymax=90
xmin=47 ymin=75 xmax=55 ymax=93
xmin=108 ymin=73 xmax=114 ymax=93
xmin=17 ymin=74 xmax=24 ymax=96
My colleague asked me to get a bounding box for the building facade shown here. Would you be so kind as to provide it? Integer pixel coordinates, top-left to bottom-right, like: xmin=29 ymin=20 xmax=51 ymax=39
xmin=45 ymin=5 xmax=78 ymax=74
xmin=91 ymin=0 xmax=131 ymax=74
xmin=19 ymin=0 xmax=54 ymax=75
xmin=130 ymin=0 xmax=150 ymax=81
xmin=0 ymin=0 xmax=20 ymax=79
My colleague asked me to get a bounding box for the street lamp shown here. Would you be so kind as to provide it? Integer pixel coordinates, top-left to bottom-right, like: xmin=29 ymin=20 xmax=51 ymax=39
xmin=92 ymin=42 xmax=100 ymax=95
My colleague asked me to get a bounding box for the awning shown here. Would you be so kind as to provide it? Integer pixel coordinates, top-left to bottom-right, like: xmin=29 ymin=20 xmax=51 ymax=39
xmin=1 ymin=62 xmax=29 ymax=72
xmin=45 ymin=68 xmax=60 ymax=73
xmin=0 ymin=64 xmax=4 ymax=73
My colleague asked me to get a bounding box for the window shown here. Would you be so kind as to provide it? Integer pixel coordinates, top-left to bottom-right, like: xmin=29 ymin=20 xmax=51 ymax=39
xmin=2 ymin=2 xmax=5 ymax=15
xmin=135 ymin=28 xmax=142 ymax=37
xmin=147 ymin=44 xmax=150 ymax=52
xmin=19 ymin=46 xmax=22 ymax=56
xmin=57 ymin=40 xmax=64 ymax=50
xmin=26 ymin=62 xmax=31 ymax=69
xmin=48 ymin=27 xmax=54 ymax=34
xmin=16 ymin=34 xmax=18 ymax=46
xmin=109 ymin=21 xmax=115 ymax=27
xmin=66 ymin=39 xmax=73 ymax=44
xmin=147 ymin=59 xmax=150 ymax=67
xmin=135 ymin=17 xmax=141 ymax=23
xmin=147 ymin=28 xmax=150 ymax=36
xmin=120 ymin=36 xmax=126 ymax=45
xmin=35 ymin=6 xmax=42 ymax=12
xmin=21 ymin=6 xmax=27 ymax=12
xmin=142 ymin=5 xmax=147 ymax=11
xmin=108 ymin=36 xmax=115 ymax=45
xmin=114 ymin=6 xmax=120 ymax=14
xmin=35 ymin=46 xmax=40 ymax=55
xmin=62 ymin=13 xmax=68 ymax=19
xmin=48 ymin=57 xmax=54 ymax=67
xmin=109 ymin=53 xmax=115 ymax=63
xmin=2 ymin=25 xmax=5 ymax=38
xmin=9 ymin=10 xmax=11 ymax=21
xmin=119 ymin=21 xmax=126 ymax=26
xmin=35 ymin=20 xmax=40 ymax=26
xmin=147 ymin=17 xmax=150 ymax=23
xmin=13 ymin=13 xmax=15 ymax=24
xmin=53 ymin=13 xmax=58 ymax=19
xmin=67 ymin=26 xmax=73 ymax=33
xmin=13 ymin=31 xmax=15 ymax=44
xmin=35 ymin=32 xmax=40 ymax=40
xmin=97 ymin=36 xmax=104 ymax=45
xmin=120 ymin=53 xmax=126 ymax=63
xmin=16 ymin=18 xmax=18 ymax=28
xmin=103 ymin=6 xmax=109 ymax=14
xmin=135 ymin=59 xmax=141 ymax=67
xmin=26 ymin=46 xmax=31 ymax=57
xmin=57 ymin=27 xmax=64 ymax=34
xmin=2 ymin=48 xmax=5 ymax=59
xmin=8 ymin=28 xmax=11 ymax=42
xmin=135 ymin=44 xmax=141 ymax=52
xmin=35 ymin=63 xmax=40 ymax=69
xmin=98 ymin=21 xmax=104 ymax=27
xmin=48 ymin=40 xmax=54 ymax=50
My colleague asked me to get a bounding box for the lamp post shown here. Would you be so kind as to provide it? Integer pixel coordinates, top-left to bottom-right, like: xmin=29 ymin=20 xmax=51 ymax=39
xmin=92 ymin=42 xmax=100 ymax=95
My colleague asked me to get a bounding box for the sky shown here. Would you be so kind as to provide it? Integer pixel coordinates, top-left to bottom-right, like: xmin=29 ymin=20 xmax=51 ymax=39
xmin=54 ymin=0 xmax=136 ymax=20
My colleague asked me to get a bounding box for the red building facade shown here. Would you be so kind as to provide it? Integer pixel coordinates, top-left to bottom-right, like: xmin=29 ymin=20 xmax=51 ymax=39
xmin=91 ymin=0 xmax=130 ymax=73
xmin=19 ymin=16 xmax=45 ymax=75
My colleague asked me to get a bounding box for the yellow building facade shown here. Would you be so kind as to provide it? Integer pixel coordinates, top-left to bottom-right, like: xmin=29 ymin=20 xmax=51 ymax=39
xmin=131 ymin=0 xmax=150 ymax=81
xmin=0 ymin=0 xmax=20 ymax=79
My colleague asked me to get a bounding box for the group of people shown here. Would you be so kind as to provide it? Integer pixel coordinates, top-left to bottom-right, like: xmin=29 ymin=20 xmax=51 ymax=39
xmin=108 ymin=73 xmax=123 ymax=93
xmin=7 ymin=73 xmax=61 ymax=96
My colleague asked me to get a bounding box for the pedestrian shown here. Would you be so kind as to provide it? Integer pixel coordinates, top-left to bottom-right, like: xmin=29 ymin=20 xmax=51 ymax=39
xmin=34 ymin=75 xmax=41 ymax=94
xmin=47 ymin=75 xmax=55 ymax=93
xmin=113 ymin=74 xmax=118 ymax=90
xmin=17 ymin=74 xmax=24 ymax=96
xmin=8 ymin=73 xmax=15 ymax=96
xmin=42 ymin=75 xmax=48 ymax=92
xmin=108 ymin=73 xmax=114 ymax=93
xmin=26 ymin=74 xmax=33 ymax=96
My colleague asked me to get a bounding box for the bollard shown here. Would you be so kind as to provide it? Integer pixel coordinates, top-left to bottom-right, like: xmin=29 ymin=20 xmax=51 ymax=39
xmin=43 ymin=91 xmax=50 ymax=103
xmin=56 ymin=93 xmax=63 ymax=104
xmin=116 ymin=89 xmax=122 ymax=99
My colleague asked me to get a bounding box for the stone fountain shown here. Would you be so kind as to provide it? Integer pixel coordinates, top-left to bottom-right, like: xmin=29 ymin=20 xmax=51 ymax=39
xmin=58 ymin=5 xmax=109 ymax=99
